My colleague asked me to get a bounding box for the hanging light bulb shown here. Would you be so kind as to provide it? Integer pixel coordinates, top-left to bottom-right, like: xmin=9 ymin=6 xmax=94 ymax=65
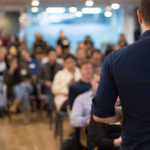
xmin=69 ymin=7 xmax=77 ymax=13
xmin=31 ymin=7 xmax=39 ymax=13
xmin=111 ymin=3 xmax=120 ymax=9
xmin=31 ymin=0 xmax=40 ymax=7
xmin=104 ymin=10 xmax=112 ymax=17
xmin=75 ymin=11 xmax=83 ymax=17
xmin=85 ymin=0 xmax=94 ymax=7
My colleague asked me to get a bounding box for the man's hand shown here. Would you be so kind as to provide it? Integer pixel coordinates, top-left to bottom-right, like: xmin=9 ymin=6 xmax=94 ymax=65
xmin=45 ymin=81 xmax=52 ymax=87
xmin=86 ymin=118 xmax=90 ymax=125
xmin=114 ymin=136 xmax=122 ymax=147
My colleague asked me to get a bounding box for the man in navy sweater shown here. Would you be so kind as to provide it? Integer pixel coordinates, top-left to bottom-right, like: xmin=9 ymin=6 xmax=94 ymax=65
xmin=92 ymin=0 xmax=150 ymax=150
xmin=68 ymin=60 xmax=93 ymax=109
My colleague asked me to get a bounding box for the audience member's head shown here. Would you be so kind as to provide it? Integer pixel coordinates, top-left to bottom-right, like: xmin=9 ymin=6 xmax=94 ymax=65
xmin=77 ymin=42 xmax=86 ymax=49
xmin=76 ymin=48 xmax=87 ymax=66
xmin=91 ymin=68 xmax=101 ymax=94
xmin=0 ymin=46 xmax=7 ymax=62
xmin=8 ymin=45 xmax=18 ymax=56
xmin=33 ymin=47 xmax=44 ymax=61
xmin=56 ymin=45 xmax=63 ymax=58
xmin=64 ymin=54 xmax=76 ymax=72
xmin=48 ymin=50 xmax=57 ymax=65
xmin=36 ymin=32 xmax=42 ymax=40
xmin=91 ymin=49 xmax=103 ymax=68
xmin=138 ymin=0 xmax=150 ymax=31
xmin=19 ymin=50 xmax=31 ymax=62
xmin=84 ymin=36 xmax=94 ymax=49
xmin=59 ymin=31 xmax=66 ymax=40
xmin=79 ymin=59 xmax=93 ymax=83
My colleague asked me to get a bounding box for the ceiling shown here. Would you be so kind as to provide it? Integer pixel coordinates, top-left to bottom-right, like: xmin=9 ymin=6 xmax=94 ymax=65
xmin=0 ymin=0 xmax=139 ymax=11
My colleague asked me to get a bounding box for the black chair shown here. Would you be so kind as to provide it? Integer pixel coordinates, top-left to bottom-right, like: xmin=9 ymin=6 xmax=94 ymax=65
xmin=54 ymin=100 xmax=68 ymax=145
xmin=36 ymin=84 xmax=55 ymax=128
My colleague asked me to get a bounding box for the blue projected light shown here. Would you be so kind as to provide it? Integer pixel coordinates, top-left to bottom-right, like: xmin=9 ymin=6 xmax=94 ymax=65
xmin=82 ymin=7 xmax=102 ymax=14
xmin=21 ymin=8 xmax=124 ymax=52
xmin=46 ymin=7 xmax=66 ymax=14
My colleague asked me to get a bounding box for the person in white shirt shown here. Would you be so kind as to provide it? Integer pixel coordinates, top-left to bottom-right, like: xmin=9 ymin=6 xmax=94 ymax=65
xmin=52 ymin=54 xmax=81 ymax=111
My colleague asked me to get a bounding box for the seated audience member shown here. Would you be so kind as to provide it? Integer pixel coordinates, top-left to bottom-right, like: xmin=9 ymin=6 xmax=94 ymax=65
xmin=84 ymin=36 xmax=94 ymax=58
xmin=56 ymin=45 xmax=64 ymax=65
xmin=76 ymin=48 xmax=87 ymax=67
xmin=68 ymin=60 xmax=93 ymax=109
xmin=70 ymin=68 xmax=121 ymax=150
xmin=57 ymin=31 xmax=70 ymax=56
xmin=8 ymin=45 xmax=18 ymax=57
xmin=33 ymin=32 xmax=47 ymax=54
xmin=33 ymin=47 xmax=45 ymax=63
xmin=114 ymin=34 xmax=128 ymax=50
xmin=37 ymin=50 xmax=63 ymax=99
xmin=0 ymin=46 xmax=7 ymax=81
xmin=90 ymin=49 xmax=103 ymax=69
xmin=19 ymin=49 xmax=40 ymax=76
xmin=4 ymin=55 xmax=33 ymax=121
xmin=52 ymin=54 xmax=80 ymax=111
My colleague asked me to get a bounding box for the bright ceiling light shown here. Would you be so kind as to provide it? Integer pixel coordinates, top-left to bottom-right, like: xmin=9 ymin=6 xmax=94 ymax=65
xmin=75 ymin=11 xmax=83 ymax=17
xmin=46 ymin=7 xmax=66 ymax=14
xmin=85 ymin=0 xmax=94 ymax=7
xmin=69 ymin=7 xmax=77 ymax=13
xmin=31 ymin=7 xmax=39 ymax=13
xmin=31 ymin=0 xmax=40 ymax=7
xmin=104 ymin=10 xmax=112 ymax=17
xmin=82 ymin=7 xmax=102 ymax=14
xmin=111 ymin=3 xmax=120 ymax=9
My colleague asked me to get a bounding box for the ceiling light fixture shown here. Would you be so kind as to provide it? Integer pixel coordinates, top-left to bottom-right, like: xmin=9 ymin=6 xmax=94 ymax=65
xmin=82 ymin=7 xmax=102 ymax=14
xmin=104 ymin=10 xmax=112 ymax=17
xmin=31 ymin=7 xmax=39 ymax=13
xmin=85 ymin=0 xmax=94 ymax=7
xmin=69 ymin=7 xmax=77 ymax=13
xmin=46 ymin=7 xmax=66 ymax=14
xmin=111 ymin=3 xmax=120 ymax=9
xmin=31 ymin=0 xmax=40 ymax=7
xmin=75 ymin=11 xmax=83 ymax=17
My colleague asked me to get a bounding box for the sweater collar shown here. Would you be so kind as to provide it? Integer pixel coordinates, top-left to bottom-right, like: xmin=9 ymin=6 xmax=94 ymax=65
xmin=141 ymin=30 xmax=150 ymax=39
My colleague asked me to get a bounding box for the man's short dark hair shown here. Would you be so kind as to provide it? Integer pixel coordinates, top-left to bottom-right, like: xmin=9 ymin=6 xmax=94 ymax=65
xmin=79 ymin=59 xmax=93 ymax=68
xmin=64 ymin=54 xmax=76 ymax=61
xmin=140 ymin=0 xmax=150 ymax=25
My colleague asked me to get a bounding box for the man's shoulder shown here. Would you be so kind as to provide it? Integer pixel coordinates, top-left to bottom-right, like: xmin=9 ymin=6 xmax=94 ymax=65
xmin=105 ymin=40 xmax=143 ymax=65
xmin=75 ymin=90 xmax=92 ymax=102
xmin=55 ymin=62 xmax=63 ymax=69
xmin=112 ymin=40 xmax=144 ymax=58
xmin=70 ymin=80 xmax=81 ymax=88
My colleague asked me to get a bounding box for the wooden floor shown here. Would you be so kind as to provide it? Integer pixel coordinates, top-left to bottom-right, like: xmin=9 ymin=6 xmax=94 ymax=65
xmin=0 ymin=113 xmax=71 ymax=150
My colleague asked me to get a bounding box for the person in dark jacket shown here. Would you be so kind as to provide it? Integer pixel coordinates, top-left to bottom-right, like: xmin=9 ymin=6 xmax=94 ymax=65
xmin=4 ymin=54 xmax=33 ymax=122
xmin=33 ymin=32 xmax=47 ymax=54
xmin=37 ymin=50 xmax=63 ymax=105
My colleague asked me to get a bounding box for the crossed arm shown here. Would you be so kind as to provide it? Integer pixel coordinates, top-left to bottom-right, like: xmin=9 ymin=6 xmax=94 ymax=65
xmin=93 ymin=106 xmax=122 ymax=124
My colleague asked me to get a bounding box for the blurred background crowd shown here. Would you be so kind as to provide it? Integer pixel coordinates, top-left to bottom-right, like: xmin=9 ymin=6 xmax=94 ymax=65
xmin=0 ymin=30 xmax=126 ymax=150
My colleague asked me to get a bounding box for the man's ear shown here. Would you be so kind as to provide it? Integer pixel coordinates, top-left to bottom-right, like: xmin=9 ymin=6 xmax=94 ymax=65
xmin=137 ymin=9 xmax=143 ymax=24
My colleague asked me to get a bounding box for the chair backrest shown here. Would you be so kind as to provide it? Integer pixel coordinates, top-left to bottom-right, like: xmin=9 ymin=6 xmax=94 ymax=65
xmin=0 ymin=81 xmax=7 ymax=108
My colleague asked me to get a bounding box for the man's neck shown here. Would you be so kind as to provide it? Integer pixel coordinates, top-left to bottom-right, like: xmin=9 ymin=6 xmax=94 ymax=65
xmin=81 ymin=77 xmax=90 ymax=83
xmin=142 ymin=24 xmax=150 ymax=33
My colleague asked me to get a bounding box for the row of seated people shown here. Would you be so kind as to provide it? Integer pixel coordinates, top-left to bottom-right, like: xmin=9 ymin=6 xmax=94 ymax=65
xmin=0 ymin=44 xmax=103 ymax=118
xmin=0 ymin=35 xmax=123 ymax=149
